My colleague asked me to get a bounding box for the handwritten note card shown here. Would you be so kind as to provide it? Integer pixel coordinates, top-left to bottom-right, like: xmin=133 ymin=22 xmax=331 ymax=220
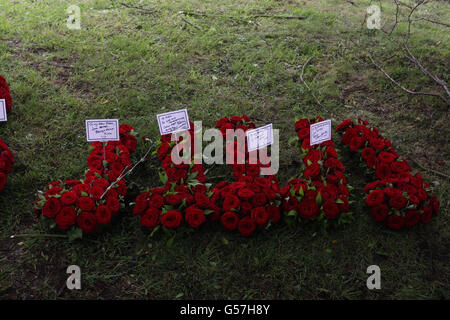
xmin=246 ymin=124 xmax=273 ymax=152
xmin=85 ymin=119 xmax=120 ymax=142
xmin=157 ymin=109 xmax=190 ymax=135
xmin=0 ymin=99 xmax=7 ymax=122
xmin=310 ymin=119 xmax=331 ymax=146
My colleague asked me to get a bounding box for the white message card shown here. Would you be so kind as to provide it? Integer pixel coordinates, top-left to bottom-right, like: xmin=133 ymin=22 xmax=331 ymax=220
xmin=246 ymin=124 xmax=273 ymax=152
xmin=157 ymin=109 xmax=190 ymax=135
xmin=85 ymin=119 xmax=120 ymax=142
xmin=0 ymin=99 xmax=7 ymax=122
xmin=310 ymin=119 xmax=331 ymax=146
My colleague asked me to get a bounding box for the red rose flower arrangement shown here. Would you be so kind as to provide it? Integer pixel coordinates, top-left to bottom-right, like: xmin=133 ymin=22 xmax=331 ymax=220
xmin=212 ymin=115 xmax=283 ymax=236
xmin=281 ymin=117 xmax=351 ymax=227
xmin=336 ymin=118 xmax=440 ymax=229
xmin=133 ymin=122 xmax=216 ymax=235
xmin=34 ymin=124 xmax=138 ymax=239
xmin=0 ymin=75 xmax=12 ymax=113
xmin=0 ymin=138 xmax=14 ymax=192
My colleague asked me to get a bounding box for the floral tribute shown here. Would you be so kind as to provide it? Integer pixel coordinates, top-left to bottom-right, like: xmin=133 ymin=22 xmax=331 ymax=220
xmin=281 ymin=117 xmax=352 ymax=228
xmin=0 ymin=75 xmax=12 ymax=113
xmin=212 ymin=115 xmax=283 ymax=237
xmin=336 ymin=118 xmax=440 ymax=229
xmin=33 ymin=124 xmax=138 ymax=239
xmin=132 ymin=121 xmax=218 ymax=236
xmin=0 ymin=138 xmax=14 ymax=193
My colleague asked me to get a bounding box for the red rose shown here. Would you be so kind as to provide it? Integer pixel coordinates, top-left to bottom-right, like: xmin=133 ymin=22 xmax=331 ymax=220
xmin=77 ymin=212 xmax=98 ymax=233
xmin=322 ymin=200 xmax=340 ymax=219
xmin=220 ymin=211 xmax=239 ymax=231
xmin=165 ymin=193 xmax=183 ymax=206
xmin=365 ymin=189 xmax=385 ymax=207
xmin=89 ymin=185 xmax=104 ymax=201
xmin=370 ymin=138 xmax=385 ymax=150
xmin=222 ymin=195 xmax=240 ymax=211
xmin=297 ymin=127 xmax=310 ymax=140
xmin=55 ymin=207 xmax=76 ymax=230
xmin=375 ymin=162 xmax=392 ymax=180
xmin=303 ymin=149 xmax=322 ymax=164
xmin=140 ymin=208 xmax=161 ymax=230
xmin=404 ymin=210 xmax=420 ymax=228
xmin=251 ymin=207 xmax=269 ymax=227
xmin=238 ymin=217 xmax=256 ymax=237
xmin=365 ymin=156 xmax=377 ymax=169
xmin=92 ymin=178 xmax=110 ymax=190
xmin=95 ymin=205 xmax=112 ymax=225
xmin=298 ymin=199 xmax=319 ymax=219
xmin=106 ymin=196 xmax=120 ymax=215
xmin=60 ymin=191 xmax=77 ymax=206
xmin=431 ymin=198 xmax=440 ymax=214
xmin=119 ymin=123 xmax=133 ymax=134
xmin=378 ymin=151 xmax=397 ymax=163
xmin=349 ymin=136 xmax=363 ymax=152
xmin=194 ymin=192 xmax=210 ymax=209
xmin=73 ymin=183 xmax=89 ymax=196
xmin=246 ymin=165 xmax=260 ymax=177
xmin=303 ymin=163 xmax=321 ymax=179
xmin=251 ymin=193 xmax=267 ymax=207
xmin=389 ymin=193 xmax=407 ymax=210
xmin=391 ymin=160 xmax=411 ymax=173
xmin=185 ymin=206 xmax=206 ymax=228
xmin=157 ymin=143 xmax=171 ymax=160
xmin=386 ymin=214 xmax=404 ymax=230
xmin=160 ymin=210 xmax=183 ymax=229
xmin=149 ymin=194 xmax=165 ymax=208
xmin=421 ymin=206 xmax=432 ymax=224
xmin=361 ymin=147 xmax=376 ymax=160
xmin=266 ymin=204 xmax=281 ymax=223
xmin=295 ymin=119 xmax=310 ymax=131
xmin=42 ymin=198 xmax=62 ymax=218
xmin=76 ymin=196 xmax=96 ymax=212
xmin=336 ymin=119 xmax=354 ymax=132
xmin=370 ymin=204 xmax=389 ymax=222
xmin=237 ymin=188 xmax=255 ymax=200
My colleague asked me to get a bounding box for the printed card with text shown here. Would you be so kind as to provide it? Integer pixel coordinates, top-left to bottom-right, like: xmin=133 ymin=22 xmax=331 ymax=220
xmin=310 ymin=119 xmax=331 ymax=146
xmin=0 ymin=99 xmax=7 ymax=122
xmin=85 ymin=119 xmax=120 ymax=142
xmin=246 ymin=124 xmax=273 ymax=152
xmin=157 ymin=109 xmax=190 ymax=135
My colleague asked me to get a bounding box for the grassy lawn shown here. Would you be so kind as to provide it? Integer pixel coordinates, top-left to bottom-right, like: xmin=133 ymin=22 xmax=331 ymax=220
xmin=0 ymin=0 xmax=448 ymax=299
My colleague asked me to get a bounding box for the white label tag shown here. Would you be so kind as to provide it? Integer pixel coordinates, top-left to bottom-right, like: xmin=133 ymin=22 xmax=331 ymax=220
xmin=246 ymin=124 xmax=273 ymax=152
xmin=310 ymin=119 xmax=331 ymax=145
xmin=85 ymin=119 xmax=120 ymax=142
xmin=0 ymin=99 xmax=7 ymax=122
xmin=157 ymin=109 xmax=190 ymax=135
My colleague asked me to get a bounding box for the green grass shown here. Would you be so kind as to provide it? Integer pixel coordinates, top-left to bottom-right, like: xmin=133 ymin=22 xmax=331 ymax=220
xmin=0 ymin=0 xmax=448 ymax=299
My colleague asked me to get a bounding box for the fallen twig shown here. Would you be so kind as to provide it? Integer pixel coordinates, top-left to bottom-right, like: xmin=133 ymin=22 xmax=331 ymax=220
xmin=408 ymin=157 xmax=450 ymax=180
xmin=402 ymin=44 xmax=450 ymax=101
xmin=100 ymin=138 xmax=155 ymax=200
xmin=180 ymin=16 xmax=202 ymax=31
xmin=299 ymin=56 xmax=326 ymax=108
xmin=368 ymin=53 xmax=449 ymax=105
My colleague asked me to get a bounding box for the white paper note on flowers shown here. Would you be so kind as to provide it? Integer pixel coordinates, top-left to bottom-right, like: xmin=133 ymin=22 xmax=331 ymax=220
xmin=157 ymin=109 xmax=191 ymax=135
xmin=246 ymin=124 xmax=273 ymax=152
xmin=0 ymin=99 xmax=7 ymax=122
xmin=85 ymin=119 xmax=120 ymax=142
xmin=310 ymin=119 xmax=331 ymax=146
